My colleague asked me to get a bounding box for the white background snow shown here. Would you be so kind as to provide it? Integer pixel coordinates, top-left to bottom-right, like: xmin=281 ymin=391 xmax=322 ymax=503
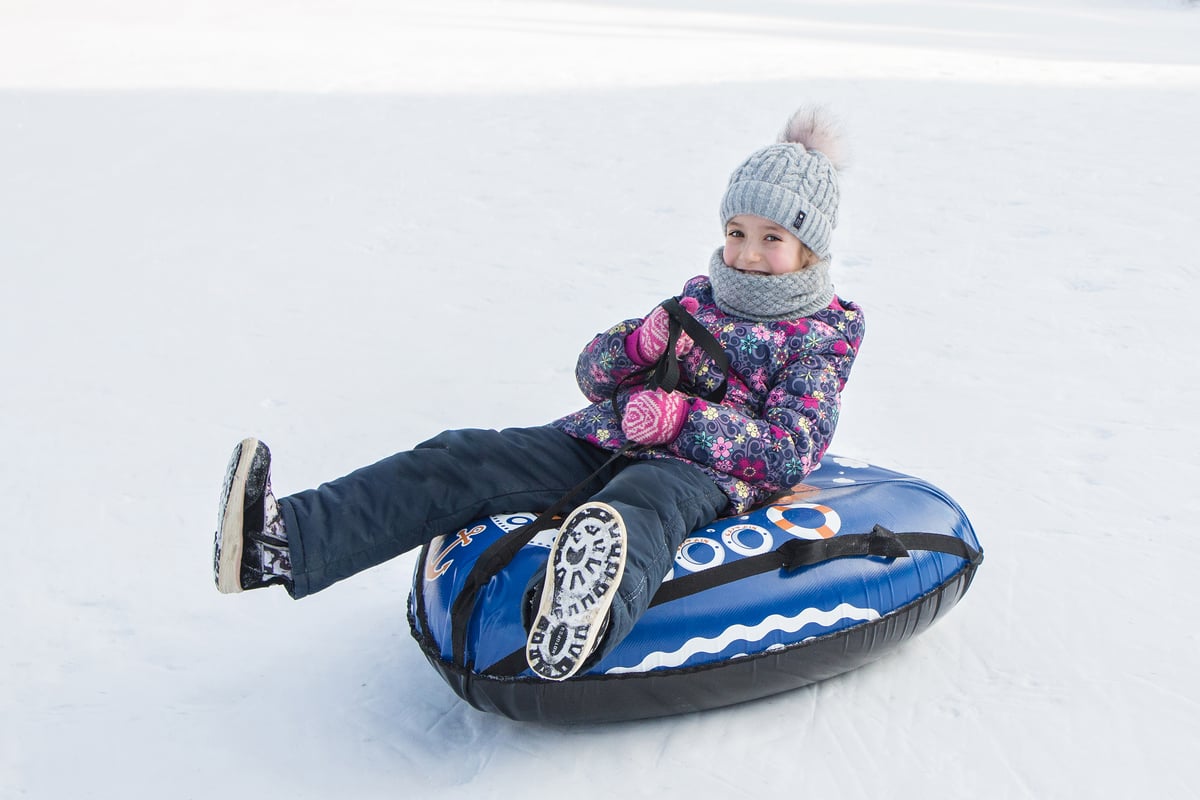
xmin=3 ymin=0 xmax=1199 ymax=796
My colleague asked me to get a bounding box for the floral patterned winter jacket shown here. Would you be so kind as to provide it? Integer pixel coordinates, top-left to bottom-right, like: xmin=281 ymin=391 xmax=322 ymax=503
xmin=552 ymin=275 xmax=865 ymax=513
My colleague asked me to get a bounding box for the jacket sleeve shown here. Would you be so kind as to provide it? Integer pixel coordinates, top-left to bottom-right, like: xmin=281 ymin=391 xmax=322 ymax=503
xmin=664 ymin=335 xmax=856 ymax=493
xmin=572 ymin=318 xmax=650 ymax=403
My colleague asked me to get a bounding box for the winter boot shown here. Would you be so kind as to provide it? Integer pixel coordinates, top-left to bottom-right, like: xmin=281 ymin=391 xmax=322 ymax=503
xmin=214 ymin=438 xmax=292 ymax=593
xmin=526 ymin=502 xmax=627 ymax=681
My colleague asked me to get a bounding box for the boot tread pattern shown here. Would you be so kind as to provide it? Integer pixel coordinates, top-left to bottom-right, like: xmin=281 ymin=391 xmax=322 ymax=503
xmin=526 ymin=502 xmax=627 ymax=681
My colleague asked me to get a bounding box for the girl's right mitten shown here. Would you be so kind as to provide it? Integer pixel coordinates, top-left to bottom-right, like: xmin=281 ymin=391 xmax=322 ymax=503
xmin=626 ymin=297 xmax=700 ymax=366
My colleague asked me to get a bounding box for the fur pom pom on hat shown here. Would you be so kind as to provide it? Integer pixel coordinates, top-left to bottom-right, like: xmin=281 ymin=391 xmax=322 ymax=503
xmin=720 ymin=106 xmax=845 ymax=260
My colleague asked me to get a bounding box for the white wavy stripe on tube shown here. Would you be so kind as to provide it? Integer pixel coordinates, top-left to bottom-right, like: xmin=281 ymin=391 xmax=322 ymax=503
xmin=604 ymin=602 xmax=881 ymax=674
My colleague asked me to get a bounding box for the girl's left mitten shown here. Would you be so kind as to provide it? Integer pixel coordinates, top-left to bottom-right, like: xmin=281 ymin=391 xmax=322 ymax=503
xmin=622 ymin=389 xmax=690 ymax=445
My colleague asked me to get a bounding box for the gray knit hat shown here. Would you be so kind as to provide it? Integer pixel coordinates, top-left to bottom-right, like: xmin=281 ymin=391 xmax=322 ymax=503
xmin=720 ymin=107 xmax=846 ymax=260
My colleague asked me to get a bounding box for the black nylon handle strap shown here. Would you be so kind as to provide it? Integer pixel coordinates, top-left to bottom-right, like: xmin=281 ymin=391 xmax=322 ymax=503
xmin=661 ymin=297 xmax=730 ymax=404
xmin=777 ymin=525 xmax=910 ymax=569
xmin=649 ymin=525 xmax=981 ymax=608
xmin=886 ymin=531 xmax=983 ymax=567
xmin=649 ymin=320 xmax=684 ymax=395
xmin=483 ymin=645 xmax=539 ymax=679
xmin=448 ymin=525 xmax=551 ymax=668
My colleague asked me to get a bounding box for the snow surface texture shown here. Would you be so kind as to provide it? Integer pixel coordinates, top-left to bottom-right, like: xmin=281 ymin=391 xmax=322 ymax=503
xmin=3 ymin=0 xmax=1199 ymax=797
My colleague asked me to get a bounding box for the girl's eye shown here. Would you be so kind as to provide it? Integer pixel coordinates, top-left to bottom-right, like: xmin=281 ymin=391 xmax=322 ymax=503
xmin=765 ymin=234 xmax=780 ymax=242
xmin=726 ymin=230 xmax=743 ymax=238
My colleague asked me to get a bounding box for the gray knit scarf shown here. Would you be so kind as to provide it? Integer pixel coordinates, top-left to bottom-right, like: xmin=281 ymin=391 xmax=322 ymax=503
xmin=708 ymin=248 xmax=834 ymax=321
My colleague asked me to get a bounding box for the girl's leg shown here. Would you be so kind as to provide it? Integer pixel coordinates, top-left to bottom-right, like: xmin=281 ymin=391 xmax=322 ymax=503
xmin=279 ymin=426 xmax=620 ymax=598
xmin=526 ymin=458 xmax=727 ymax=678
xmin=588 ymin=459 xmax=727 ymax=660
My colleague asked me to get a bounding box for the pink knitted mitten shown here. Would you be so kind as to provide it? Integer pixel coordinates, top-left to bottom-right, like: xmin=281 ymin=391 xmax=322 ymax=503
xmin=628 ymin=297 xmax=701 ymax=365
xmin=622 ymin=389 xmax=690 ymax=445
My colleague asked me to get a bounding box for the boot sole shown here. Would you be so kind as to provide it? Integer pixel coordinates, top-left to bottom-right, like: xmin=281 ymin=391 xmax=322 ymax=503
xmin=214 ymin=438 xmax=259 ymax=594
xmin=526 ymin=502 xmax=627 ymax=681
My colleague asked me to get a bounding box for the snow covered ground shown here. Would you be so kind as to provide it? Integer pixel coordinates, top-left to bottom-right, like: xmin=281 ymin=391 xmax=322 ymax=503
xmin=3 ymin=0 xmax=1199 ymax=796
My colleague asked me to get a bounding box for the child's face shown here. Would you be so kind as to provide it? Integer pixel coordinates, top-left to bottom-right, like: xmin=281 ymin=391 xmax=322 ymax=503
xmin=723 ymin=215 xmax=818 ymax=275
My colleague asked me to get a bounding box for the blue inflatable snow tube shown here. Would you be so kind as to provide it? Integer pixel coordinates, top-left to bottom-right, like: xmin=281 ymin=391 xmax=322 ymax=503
xmin=407 ymin=455 xmax=983 ymax=723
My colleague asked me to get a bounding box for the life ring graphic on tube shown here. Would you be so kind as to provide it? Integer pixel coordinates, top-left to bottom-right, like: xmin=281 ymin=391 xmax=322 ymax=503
xmin=675 ymin=537 xmax=726 ymax=572
xmin=767 ymin=503 xmax=841 ymax=540
xmin=721 ymin=524 xmax=774 ymax=557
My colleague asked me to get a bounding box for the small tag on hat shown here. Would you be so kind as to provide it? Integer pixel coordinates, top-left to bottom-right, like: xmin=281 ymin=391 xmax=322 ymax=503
xmin=792 ymin=210 xmax=806 ymax=229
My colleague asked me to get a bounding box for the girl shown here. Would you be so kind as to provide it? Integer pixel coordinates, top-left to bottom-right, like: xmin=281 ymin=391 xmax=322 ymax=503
xmin=214 ymin=106 xmax=865 ymax=682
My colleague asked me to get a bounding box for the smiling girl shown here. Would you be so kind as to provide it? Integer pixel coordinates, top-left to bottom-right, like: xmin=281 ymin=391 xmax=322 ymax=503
xmin=213 ymin=105 xmax=865 ymax=683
